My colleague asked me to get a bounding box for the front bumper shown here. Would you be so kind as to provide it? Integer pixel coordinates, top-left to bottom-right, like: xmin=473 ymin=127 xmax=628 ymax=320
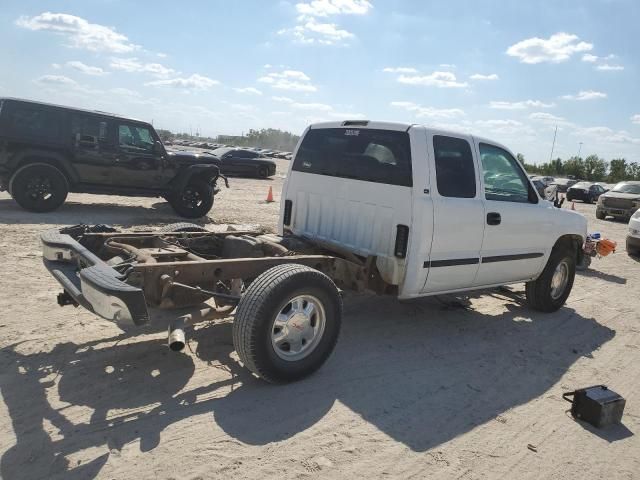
xmin=627 ymin=235 xmax=640 ymax=255
xmin=597 ymin=206 xmax=637 ymax=218
xmin=41 ymin=230 xmax=149 ymax=326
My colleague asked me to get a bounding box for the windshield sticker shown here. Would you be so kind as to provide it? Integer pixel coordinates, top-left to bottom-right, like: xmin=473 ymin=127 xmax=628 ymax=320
xmin=344 ymin=129 xmax=360 ymax=136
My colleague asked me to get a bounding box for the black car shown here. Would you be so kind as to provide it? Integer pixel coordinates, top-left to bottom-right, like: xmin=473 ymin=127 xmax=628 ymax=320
xmin=566 ymin=182 xmax=606 ymax=203
xmin=207 ymin=147 xmax=276 ymax=178
xmin=0 ymin=97 xmax=226 ymax=218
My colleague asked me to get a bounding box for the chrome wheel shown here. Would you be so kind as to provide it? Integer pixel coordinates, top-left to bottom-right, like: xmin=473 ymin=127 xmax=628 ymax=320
xmin=550 ymin=260 xmax=569 ymax=300
xmin=271 ymin=295 xmax=326 ymax=362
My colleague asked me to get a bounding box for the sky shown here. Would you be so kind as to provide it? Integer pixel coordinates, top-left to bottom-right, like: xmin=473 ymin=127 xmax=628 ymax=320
xmin=0 ymin=0 xmax=638 ymax=163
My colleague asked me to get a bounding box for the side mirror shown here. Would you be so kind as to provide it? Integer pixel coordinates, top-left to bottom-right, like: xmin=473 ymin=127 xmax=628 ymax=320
xmin=153 ymin=141 xmax=164 ymax=155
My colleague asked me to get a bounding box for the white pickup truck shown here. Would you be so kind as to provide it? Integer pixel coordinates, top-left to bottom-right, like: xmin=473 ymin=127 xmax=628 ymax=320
xmin=41 ymin=120 xmax=587 ymax=383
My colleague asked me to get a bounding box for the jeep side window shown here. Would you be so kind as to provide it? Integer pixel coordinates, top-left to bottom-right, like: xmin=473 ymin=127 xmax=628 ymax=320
xmin=118 ymin=124 xmax=154 ymax=152
xmin=7 ymin=105 xmax=62 ymax=142
xmin=71 ymin=115 xmax=109 ymax=146
xmin=480 ymin=143 xmax=534 ymax=203
xmin=433 ymin=135 xmax=476 ymax=198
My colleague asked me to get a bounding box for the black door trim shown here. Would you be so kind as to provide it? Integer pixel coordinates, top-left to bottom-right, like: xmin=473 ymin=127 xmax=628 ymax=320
xmin=481 ymin=252 xmax=544 ymax=263
xmin=423 ymin=252 xmax=544 ymax=268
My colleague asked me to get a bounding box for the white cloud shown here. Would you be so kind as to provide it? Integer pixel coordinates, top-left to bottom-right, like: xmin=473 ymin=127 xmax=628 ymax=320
xmin=396 ymin=71 xmax=468 ymax=88
xmin=34 ymin=74 xmax=78 ymax=86
xmin=110 ymin=57 xmax=175 ymax=78
xmin=632 ymin=114 xmax=640 ymax=125
xmin=278 ymin=17 xmax=354 ymax=45
xmin=391 ymin=101 xmax=466 ymax=119
xmin=529 ymin=112 xmax=567 ymax=122
xmin=469 ymin=73 xmax=499 ymax=81
xmin=66 ymin=60 xmax=108 ymax=76
xmin=290 ymin=102 xmax=333 ymax=111
xmin=596 ymin=63 xmax=624 ymax=71
xmin=489 ymin=99 xmax=555 ymax=110
xmin=506 ymin=32 xmax=592 ymax=64
xmin=146 ymin=74 xmax=220 ymax=90
xmin=16 ymin=12 xmax=138 ymax=53
xmin=383 ymin=67 xmax=417 ymax=73
xmin=272 ymin=96 xmax=295 ymax=103
xmin=573 ymin=126 xmax=640 ymax=145
xmin=561 ymin=90 xmax=607 ymax=101
xmin=295 ymin=0 xmax=372 ymax=17
xmin=475 ymin=119 xmax=535 ymax=136
xmin=233 ymin=87 xmax=263 ymax=95
xmin=582 ymin=54 xmax=598 ymax=63
xmin=258 ymin=70 xmax=317 ymax=92
xmin=439 ymin=64 xmax=456 ymax=69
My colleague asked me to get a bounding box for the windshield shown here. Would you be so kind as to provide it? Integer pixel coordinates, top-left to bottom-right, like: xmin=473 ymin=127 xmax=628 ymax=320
xmin=211 ymin=147 xmax=232 ymax=157
xmin=612 ymin=183 xmax=640 ymax=194
xmin=571 ymin=182 xmax=590 ymax=189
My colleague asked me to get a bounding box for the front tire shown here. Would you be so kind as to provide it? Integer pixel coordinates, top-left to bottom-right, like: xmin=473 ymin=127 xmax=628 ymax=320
xmin=233 ymin=264 xmax=342 ymax=383
xmin=10 ymin=163 xmax=69 ymax=213
xmin=257 ymin=166 xmax=269 ymax=178
xmin=168 ymin=180 xmax=214 ymax=218
xmin=526 ymin=245 xmax=576 ymax=312
xmin=596 ymin=209 xmax=606 ymax=220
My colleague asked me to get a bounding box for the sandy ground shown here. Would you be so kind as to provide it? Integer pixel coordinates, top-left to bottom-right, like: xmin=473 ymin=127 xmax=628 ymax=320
xmin=0 ymin=160 xmax=638 ymax=480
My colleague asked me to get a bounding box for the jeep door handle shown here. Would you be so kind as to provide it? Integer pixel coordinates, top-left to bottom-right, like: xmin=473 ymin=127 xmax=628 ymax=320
xmin=487 ymin=212 xmax=501 ymax=225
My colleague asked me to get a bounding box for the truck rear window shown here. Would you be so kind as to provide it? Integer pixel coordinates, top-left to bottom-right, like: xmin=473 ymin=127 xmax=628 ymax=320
xmin=292 ymin=128 xmax=412 ymax=187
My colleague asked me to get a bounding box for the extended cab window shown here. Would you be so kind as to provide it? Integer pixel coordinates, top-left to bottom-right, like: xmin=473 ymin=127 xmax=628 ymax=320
xmin=293 ymin=128 xmax=412 ymax=187
xmin=5 ymin=105 xmax=63 ymax=142
xmin=480 ymin=143 xmax=534 ymax=203
xmin=118 ymin=124 xmax=154 ymax=152
xmin=433 ymin=135 xmax=476 ymax=198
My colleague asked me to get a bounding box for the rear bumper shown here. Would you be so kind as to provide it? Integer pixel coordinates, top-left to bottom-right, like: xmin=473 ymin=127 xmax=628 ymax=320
xmin=41 ymin=230 xmax=149 ymax=327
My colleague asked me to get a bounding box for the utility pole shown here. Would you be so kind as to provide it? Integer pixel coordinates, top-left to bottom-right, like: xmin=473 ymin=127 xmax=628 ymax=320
xmin=577 ymin=142 xmax=583 ymax=158
xmin=549 ymin=125 xmax=558 ymax=162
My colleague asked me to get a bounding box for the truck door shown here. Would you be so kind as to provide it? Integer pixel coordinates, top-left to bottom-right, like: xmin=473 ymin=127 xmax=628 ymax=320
xmin=70 ymin=114 xmax=116 ymax=185
xmin=473 ymin=141 xmax=549 ymax=286
xmin=421 ymin=133 xmax=485 ymax=293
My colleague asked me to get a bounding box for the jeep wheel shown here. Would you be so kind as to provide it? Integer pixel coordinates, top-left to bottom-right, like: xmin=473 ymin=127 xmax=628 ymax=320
xmin=233 ymin=264 xmax=342 ymax=383
xmin=257 ymin=166 xmax=269 ymax=179
xmin=525 ymin=245 xmax=576 ymax=312
xmin=169 ymin=181 xmax=214 ymax=218
xmin=10 ymin=163 xmax=69 ymax=213
xmin=596 ymin=209 xmax=606 ymax=220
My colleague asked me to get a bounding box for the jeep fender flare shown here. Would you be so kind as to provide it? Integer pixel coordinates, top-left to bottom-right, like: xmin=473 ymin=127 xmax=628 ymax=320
xmin=9 ymin=149 xmax=78 ymax=186
xmin=8 ymin=162 xmax=70 ymax=196
xmin=170 ymin=164 xmax=225 ymax=193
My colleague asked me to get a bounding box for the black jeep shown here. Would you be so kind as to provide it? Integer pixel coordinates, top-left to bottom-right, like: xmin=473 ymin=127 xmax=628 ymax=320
xmin=0 ymin=98 xmax=227 ymax=218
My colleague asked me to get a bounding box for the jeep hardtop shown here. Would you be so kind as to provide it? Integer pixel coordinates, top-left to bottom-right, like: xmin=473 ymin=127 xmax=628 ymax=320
xmin=40 ymin=120 xmax=587 ymax=383
xmin=0 ymin=97 xmax=226 ymax=218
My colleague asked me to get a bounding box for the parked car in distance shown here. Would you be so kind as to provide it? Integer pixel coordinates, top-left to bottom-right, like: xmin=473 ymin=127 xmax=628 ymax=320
xmin=627 ymin=209 xmax=640 ymax=256
xmin=0 ymin=97 xmax=226 ymax=217
xmin=550 ymin=178 xmax=578 ymax=193
xmin=596 ymin=181 xmax=640 ymax=221
xmin=207 ymin=147 xmax=276 ymax=178
xmin=566 ymin=182 xmax=606 ymax=203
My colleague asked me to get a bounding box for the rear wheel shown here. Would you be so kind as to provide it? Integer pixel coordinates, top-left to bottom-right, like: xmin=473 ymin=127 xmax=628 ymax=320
xmin=233 ymin=264 xmax=342 ymax=383
xmin=10 ymin=163 xmax=69 ymax=213
xmin=526 ymin=245 xmax=576 ymax=312
xmin=168 ymin=180 xmax=214 ymax=218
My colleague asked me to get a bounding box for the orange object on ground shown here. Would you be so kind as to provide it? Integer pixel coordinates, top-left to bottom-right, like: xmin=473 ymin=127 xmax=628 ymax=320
xmin=266 ymin=186 xmax=274 ymax=203
xmin=596 ymin=239 xmax=616 ymax=256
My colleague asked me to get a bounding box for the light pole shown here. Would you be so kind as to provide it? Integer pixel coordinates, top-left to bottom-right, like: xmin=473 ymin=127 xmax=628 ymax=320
xmin=577 ymin=142 xmax=583 ymax=158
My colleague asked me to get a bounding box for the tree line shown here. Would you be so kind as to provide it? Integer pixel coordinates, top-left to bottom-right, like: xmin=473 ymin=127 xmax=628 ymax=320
xmin=518 ymin=154 xmax=640 ymax=183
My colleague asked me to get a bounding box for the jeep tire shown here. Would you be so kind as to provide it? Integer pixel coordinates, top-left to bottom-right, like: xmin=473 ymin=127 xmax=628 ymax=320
xmin=168 ymin=180 xmax=214 ymax=218
xmin=525 ymin=244 xmax=576 ymax=312
xmin=233 ymin=264 xmax=342 ymax=383
xmin=10 ymin=163 xmax=69 ymax=213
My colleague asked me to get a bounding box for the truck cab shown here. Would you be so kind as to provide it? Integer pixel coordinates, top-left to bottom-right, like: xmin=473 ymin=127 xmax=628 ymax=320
xmin=280 ymin=120 xmax=587 ymax=301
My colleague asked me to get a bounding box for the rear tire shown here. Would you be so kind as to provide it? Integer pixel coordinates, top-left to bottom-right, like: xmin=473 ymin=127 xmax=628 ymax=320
xmin=526 ymin=245 xmax=576 ymax=312
xmin=233 ymin=264 xmax=342 ymax=383
xmin=10 ymin=163 xmax=68 ymax=213
xmin=168 ymin=180 xmax=214 ymax=218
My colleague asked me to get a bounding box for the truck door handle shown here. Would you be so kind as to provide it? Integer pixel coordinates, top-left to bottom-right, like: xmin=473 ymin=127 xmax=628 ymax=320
xmin=487 ymin=212 xmax=501 ymax=225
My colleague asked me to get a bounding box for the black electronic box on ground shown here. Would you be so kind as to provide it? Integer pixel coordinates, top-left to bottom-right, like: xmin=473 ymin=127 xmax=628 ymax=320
xmin=563 ymin=385 xmax=626 ymax=428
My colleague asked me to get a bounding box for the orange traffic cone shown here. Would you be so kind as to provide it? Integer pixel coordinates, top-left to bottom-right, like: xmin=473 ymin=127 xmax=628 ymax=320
xmin=571 ymin=201 xmax=576 ymax=211
xmin=266 ymin=186 xmax=274 ymax=203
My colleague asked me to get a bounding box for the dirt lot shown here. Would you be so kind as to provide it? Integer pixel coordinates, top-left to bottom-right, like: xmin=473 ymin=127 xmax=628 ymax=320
xmin=0 ymin=160 xmax=638 ymax=480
